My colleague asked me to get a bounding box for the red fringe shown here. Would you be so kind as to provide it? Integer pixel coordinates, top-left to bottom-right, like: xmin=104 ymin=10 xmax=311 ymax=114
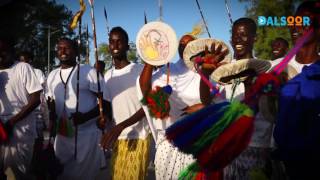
xmin=145 ymin=86 xmax=170 ymax=119
xmin=197 ymin=116 xmax=254 ymax=170
xmin=244 ymin=73 xmax=280 ymax=105
xmin=195 ymin=170 xmax=223 ymax=180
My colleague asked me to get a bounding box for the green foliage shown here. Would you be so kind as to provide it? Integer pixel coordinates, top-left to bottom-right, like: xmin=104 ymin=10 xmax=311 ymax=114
xmin=0 ymin=0 xmax=86 ymax=73
xmin=239 ymin=0 xmax=303 ymax=59
xmin=255 ymin=27 xmax=291 ymax=59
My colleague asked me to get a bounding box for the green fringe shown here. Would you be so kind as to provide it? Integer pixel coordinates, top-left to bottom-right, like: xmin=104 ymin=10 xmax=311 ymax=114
xmin=140 ymin=88 xmax=170 ymax=118
xmin=191 ymin=101 xmax=253 ymax=154
xmin=178 ymin=162 xmax=200 ymax=180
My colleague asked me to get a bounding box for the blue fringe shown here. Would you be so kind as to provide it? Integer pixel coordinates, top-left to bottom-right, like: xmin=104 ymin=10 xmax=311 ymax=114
xmin=173 ymin=104 xmax=229 ymax=151
xmin=166 ymin=101 xmax=229 ymax=137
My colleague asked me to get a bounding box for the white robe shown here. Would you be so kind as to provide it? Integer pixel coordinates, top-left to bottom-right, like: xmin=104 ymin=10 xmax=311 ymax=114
xmin=137 ymin=59 xmax=201 ymax=179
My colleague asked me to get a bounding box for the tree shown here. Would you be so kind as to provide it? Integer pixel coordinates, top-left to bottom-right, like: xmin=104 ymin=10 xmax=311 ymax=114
xmin=0 ymin=0 xmax=86 ymax=73
xmin=239 ymin=0 xmax=302 ymax=59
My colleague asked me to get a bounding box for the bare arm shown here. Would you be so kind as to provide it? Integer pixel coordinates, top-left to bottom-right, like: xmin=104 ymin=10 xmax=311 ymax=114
xmin=73 ymin=92 xmax=109 ymax=125
xmin=199 ymin=43 xmax=229 ymax=105
xmin=100 ymin=108 xmax=145 ymax=149
xmin=200 ymin=69 xmax=214 ymax=105
xmin=139 ymin=63 xmax=154 ymax=98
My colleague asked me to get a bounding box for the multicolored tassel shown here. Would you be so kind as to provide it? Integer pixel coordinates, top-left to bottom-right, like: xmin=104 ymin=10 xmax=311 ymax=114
xmin=56 ymin=111 xmax=74 ymax=137
xmin=141 ymin=85 xmax=172 ymax=119
xmin=197 ymin=115 xmax=254 ymax=171
xmin=166 ymin=101 xmax=254 ymax=176
xmin=166 ymin=101 xmax=253 ymax=155
xmin=244 ymin=72 xmax=281 ymax=107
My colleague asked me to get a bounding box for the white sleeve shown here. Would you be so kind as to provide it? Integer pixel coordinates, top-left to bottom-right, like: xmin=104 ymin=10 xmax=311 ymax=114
xmin=37 ymin=69 xmax=46 ymax=85
xmin=87 ymin=67 xmax=105 ymax=93
xmin=103 ymin=72 xmax=111 ymax=101
xmin=21 ymin=63 xmax=43 ymax=94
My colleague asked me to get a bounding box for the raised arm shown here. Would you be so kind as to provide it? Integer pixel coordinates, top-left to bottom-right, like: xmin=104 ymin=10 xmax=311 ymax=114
xmin=199 ymin=43 xmax=229 ymax=105
xmin=139 ymin=63 xmax=154 ymax=98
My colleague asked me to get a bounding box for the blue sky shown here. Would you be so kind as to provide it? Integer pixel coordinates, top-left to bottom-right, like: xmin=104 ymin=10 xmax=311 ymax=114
xmin=55 ymin=0 xmax=250 ymax=64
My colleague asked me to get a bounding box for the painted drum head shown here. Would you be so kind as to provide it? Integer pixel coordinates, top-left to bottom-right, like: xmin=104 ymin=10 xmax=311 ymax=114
xmin=136 ymin=21 xmax=178 ymax=66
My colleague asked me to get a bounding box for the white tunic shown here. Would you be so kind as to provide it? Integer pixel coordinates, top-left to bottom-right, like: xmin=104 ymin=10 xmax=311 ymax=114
xmin=103 ymin=63 xmax=149 ymax=140
xmin=46 ymin=64 xmax=105 ymax=180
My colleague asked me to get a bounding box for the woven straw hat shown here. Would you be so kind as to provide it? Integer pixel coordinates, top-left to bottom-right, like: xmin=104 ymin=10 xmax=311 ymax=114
xmin=183 ymin=38 xmax=231 ymax=71
xmin=211 ymin=58 xmax=272 ymax=85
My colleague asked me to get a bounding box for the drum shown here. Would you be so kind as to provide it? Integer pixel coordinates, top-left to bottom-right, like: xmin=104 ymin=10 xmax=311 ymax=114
xmin=136 ymin=21 xmax=178 ymax=66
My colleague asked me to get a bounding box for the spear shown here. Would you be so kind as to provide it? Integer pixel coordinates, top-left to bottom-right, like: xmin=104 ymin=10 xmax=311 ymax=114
xmin=144 ymin=11 xmax=148 ymax=24
xmin=103 ymin=6 xmax=110 ymax=35
xmin=195 ymin=0 xmax=211 ymax=38
xmin=225 ymin=0 xmax=233 ymax=25
xmin=86 ymin=24 xmax=90 ymax=64
xmin=104 ymin=5 xmax=113 ymax=67
xmin=70 ymin=0 xmax=86 ymax=160
xmin=88 ymin=0 xmax=105 ymax=136
xmin=89 ymin=0 xmax=108 ymax=169
xmin=74 ymin=17 xmax=82 ymax=160
xmin=158 ymin=0 xmax=163 ymax=21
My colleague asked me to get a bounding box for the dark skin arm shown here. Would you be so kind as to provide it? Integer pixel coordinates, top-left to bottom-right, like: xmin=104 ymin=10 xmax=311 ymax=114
xmin=199 ymin=43 xmax=229 ymax=105
xmin=5 ymin=90 xmax=41 ymax=135
xmin=72 ymin=92 xmax=108 ymax=126
xmin=100 ymin=108 xmax=145 ymax=149
xmin=181 ymin=43 xmax=228 ymax=114
xmin=139 ymin=63 xmax=154 ymax=98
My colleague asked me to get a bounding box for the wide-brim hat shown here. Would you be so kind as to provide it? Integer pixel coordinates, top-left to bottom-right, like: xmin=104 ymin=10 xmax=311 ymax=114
xmin=183 ymin=38 xmax=232 ymax=71
xmin=211 ymin=58 xmax=272 ymax=85
xmin=136 ymin=21 xmax=178 ymax=66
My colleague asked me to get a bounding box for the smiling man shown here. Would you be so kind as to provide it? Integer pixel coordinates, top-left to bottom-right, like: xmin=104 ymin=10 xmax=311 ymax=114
xmin=223 ymin=18 xmax=274 ymax=180
xmin=46 ymin=38 xmax=105 ymax=180
xmin=224 ymin=17 xmax=257 ymax=101
xmin=271 ymin=37 xmax=289 ymax=60
xmin=231 ymin=18 xmax=256 ymax=61
xmin=101 ymin=27 xmax=151 ymax=180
